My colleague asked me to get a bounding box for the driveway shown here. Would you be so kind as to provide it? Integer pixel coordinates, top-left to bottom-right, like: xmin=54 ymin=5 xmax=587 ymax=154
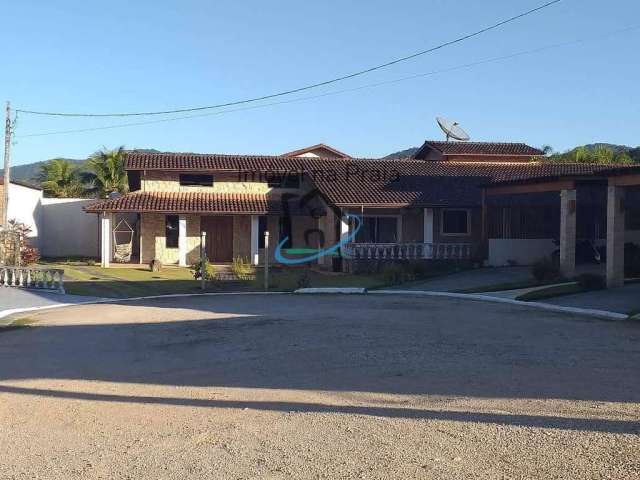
xmin=544 ymin=282 xmax=640 ymax=314
xmin=0 ymin=294 xmax=638 ymax=479
xmin=399 ymin=266 xmax=532 ymax=292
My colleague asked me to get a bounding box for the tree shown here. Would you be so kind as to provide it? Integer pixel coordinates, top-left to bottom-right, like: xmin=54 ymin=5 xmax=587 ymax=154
xmin=38 ymin=159 xmax=86 ymax=198
xmin=87 ymin=146 xmax=129 ymax=198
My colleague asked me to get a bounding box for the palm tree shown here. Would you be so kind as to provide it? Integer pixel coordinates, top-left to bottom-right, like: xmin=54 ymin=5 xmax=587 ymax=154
xmin=39 ymin=159 xmax=86 ymax=198
xmin=87 ymin=146 xmax=129 ymax=198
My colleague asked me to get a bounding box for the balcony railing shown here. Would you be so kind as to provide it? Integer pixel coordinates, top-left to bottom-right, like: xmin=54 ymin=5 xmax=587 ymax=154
xmin=0 ymin=267 xmax=66 ymax=294
xmin=344 ymin=242 xmax=472 ymax=261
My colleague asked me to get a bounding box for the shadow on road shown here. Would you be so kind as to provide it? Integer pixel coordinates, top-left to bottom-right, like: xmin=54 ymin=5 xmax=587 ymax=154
xmin=1 ymin=294 xmax=639 ymax=434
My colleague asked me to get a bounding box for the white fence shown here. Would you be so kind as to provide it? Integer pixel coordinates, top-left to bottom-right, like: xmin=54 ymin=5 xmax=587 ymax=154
xmin=0 ymin=266 xmax=65 ymax=293
xmin=344 ymin=242 xmax=473 ymax=260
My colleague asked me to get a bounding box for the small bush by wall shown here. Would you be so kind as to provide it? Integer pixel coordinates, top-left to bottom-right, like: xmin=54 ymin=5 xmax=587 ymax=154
xmin=531 ymin=257 xmax=562 ymax=283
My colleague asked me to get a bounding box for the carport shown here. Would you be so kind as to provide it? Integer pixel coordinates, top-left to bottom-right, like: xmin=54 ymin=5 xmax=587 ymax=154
xmin=484 ymin=166 xmax=640 ymax=288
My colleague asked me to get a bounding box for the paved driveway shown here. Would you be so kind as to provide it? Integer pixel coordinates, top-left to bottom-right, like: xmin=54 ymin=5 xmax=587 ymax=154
xmin=545 ymin=282 xmax=640 ymax=314
xmin=399 ymin=266 xmax=532 ymax=292
xmin=0 ymin=294 xmax=638 ymax=479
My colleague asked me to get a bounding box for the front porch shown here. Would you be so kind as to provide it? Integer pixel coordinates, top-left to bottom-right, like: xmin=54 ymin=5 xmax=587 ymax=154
xmin=99 ymin=212 xmax=319 ymax=268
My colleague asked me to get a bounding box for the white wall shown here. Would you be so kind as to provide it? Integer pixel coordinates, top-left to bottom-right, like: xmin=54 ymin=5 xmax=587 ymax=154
xmin=7 ymin=183 xmax=43 ymax=246
xmin=39 ymin=198 xmax=100 ymax=258
xmin=488 ymin=238 xmax=557 ymax=267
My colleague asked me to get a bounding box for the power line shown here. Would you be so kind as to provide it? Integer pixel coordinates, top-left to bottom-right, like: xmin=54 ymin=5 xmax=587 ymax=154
xmin=15 ymin=0 xmax=561 ymax=118
xmin=16 ymin=24 xmax=640 ymax=139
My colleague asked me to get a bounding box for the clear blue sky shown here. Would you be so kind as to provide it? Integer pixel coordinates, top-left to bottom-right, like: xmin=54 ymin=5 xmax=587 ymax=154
xmin=3 ymin=0 xmax=639 ymax=166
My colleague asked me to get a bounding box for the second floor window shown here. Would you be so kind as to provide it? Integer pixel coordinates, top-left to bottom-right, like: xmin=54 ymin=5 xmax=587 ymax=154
xmin=179 ymin=174 xmax=214 ymax=187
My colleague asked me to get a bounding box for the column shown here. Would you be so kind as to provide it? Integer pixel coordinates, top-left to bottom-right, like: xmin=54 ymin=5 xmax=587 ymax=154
xmin=250 ymin=215 xmax=260 ymax=266
xmin=100 ymin=212 xmax=111 ymax=268
xmin=178 ymin=215 xmax=187 ymax=267
xmin=559 ymin=189 xmax=576 ymax=277
xmin=606 ymin=185 xmax=625 ymax=288
xmin=340 ymin=211 xmax=350 ymax=243
xmin=423 ymin=208 xmax=434 ymax=258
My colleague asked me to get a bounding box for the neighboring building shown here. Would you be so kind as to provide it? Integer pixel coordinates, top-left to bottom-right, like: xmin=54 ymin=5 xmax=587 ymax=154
xmin=84 ymin=141 xmax=640 ymax=288
xmin=0 ymin=179 xmax=43 ymax=245
xmin=282 ymin=143 xmax=351 ymax=159
xmin=1 ymin=179 xmax=100 ymax=257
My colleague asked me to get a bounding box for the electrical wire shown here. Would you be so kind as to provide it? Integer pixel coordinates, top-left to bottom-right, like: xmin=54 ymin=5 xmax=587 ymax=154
xmin=16 ymin=24 xmax=640 ymax=139
xmin=15 ymin=0 xmax=561 ymax=118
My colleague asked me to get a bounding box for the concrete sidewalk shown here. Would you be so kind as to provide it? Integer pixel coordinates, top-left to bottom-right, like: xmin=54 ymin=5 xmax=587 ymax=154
xmin=0 ymin=288 xmax=104 ymax=322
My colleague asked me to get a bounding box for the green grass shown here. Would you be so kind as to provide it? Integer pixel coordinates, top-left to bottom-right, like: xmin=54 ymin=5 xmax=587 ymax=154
xmin=454 ymin=279 xmax=542 ymax=294
xmin=39 ymin=263 xmax=391 ymax=298
xmin=516 ymin=282 xmax=582 ymax=302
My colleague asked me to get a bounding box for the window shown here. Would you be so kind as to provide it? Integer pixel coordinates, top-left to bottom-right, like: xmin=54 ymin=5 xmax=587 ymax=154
xmin=355 ymin=217 xmax=398 ymax=243
xmin=165 ymin=215 xmax=179 ymax=248
xmin=441 ymin=209 xmax=470 ymax=236
xmin=258 ymin=216 xmax=268 ymax=248
xmin=179 ymin=174 xmax=214 ymax=187
xmin=267 ymin=173 xmax=301 ymax=189
xmin=279 ymin=216 xmax=292 ymax=248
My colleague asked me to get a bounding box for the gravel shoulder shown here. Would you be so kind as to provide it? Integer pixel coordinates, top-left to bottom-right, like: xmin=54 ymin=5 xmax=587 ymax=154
xmin=0 ymin=294 xmax=638 ymax=479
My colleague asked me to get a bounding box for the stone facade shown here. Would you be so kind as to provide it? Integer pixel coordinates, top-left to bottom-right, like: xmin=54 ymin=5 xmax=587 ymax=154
xmin=141 ymin=213 xmax=201 ymax=265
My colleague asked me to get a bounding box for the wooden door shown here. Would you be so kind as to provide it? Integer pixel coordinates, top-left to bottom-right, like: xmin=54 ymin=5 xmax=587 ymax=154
xmin=201 ymin=216 xmax=234 ymax=262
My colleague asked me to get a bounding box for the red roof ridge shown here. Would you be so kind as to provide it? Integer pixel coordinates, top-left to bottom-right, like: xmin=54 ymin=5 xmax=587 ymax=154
xmin=282 ymin=143 xmax=351 ymax=158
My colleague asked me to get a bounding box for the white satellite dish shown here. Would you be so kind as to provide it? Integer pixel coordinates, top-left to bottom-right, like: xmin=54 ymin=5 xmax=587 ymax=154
xmin=436 ymin=117 xmax=470 ymax=142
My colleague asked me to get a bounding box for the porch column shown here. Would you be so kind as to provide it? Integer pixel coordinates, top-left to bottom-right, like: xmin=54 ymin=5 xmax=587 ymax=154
xmin=606 ymin=185 xmax=625 ymax=288
xmin=340 ymin=211 xmax=350 ymax=243
xmin=100 ymin=212 xmax=112 ymax=268
xmin=250 ymin=215 xmax=260 ymax=266
xmin=423 ymin=208 xmax=434 ymax=259
xmin=178 ymin=215 xmax=187 ymax=267
xmin=559 ymin=189 xmax=576 ymax=277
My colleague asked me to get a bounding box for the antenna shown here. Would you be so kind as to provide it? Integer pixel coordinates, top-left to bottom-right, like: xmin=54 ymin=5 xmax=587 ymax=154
xmin=436 ymin=117 xmax=470 ymax=142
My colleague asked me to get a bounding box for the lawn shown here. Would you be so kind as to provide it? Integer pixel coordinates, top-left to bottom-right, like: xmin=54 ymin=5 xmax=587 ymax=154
xmin=37 ymin=262 xmax=391 ymax=298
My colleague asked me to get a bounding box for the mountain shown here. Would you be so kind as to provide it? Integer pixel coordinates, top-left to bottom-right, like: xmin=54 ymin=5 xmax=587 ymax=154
xmin=383 ymin=147 xmax=420 ymax=160
xmin=0 ymin=149 xmax=161 ymax=185
xmin=0 ymin=158 xmax=88 ymax=184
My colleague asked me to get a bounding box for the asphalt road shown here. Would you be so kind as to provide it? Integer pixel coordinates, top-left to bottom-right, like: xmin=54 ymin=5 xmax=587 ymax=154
xmin=0 ymin=294 xmax=638 ymax=479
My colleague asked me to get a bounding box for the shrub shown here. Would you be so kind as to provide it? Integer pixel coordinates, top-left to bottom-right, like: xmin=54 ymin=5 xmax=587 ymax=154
xmin=576 ymin=273 xmax=606 ymax=290
xmin=190 ymin=259 xmax=216 ymax=281
xmin=531 ymin=257 xmax=562 ymax=283
xmin=21 ymin=245 xmax=41 ymax=265
xmin=231 ymin=256 xmax=255 ymax=280
xmin=296 ymin=270 xmax=312 ymax=289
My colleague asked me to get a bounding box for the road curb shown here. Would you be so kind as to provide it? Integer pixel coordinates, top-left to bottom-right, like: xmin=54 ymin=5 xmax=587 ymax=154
xmin=370 ymin=290 xmax=628 ymax=321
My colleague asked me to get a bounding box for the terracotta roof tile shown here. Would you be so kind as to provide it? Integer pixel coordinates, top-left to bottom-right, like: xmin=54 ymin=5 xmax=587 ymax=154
xmin=84 ymin=192 xmax=321 ymax=215
xmin=122 ymin=151 xmax=613 ymax=208
xmin=418 ymin=141 xmax=543 ymax=157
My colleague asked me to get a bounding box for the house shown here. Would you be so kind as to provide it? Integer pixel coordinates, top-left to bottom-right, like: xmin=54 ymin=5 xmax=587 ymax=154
xmin=84 ymin=141 xmax=640 ymax=288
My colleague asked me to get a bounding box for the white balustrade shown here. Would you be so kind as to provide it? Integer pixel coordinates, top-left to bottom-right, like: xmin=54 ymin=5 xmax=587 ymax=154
xmin=344 ymin=243 xmax=472 ymax=261
xmin=0 ymin=267 xmax=65 ymax=294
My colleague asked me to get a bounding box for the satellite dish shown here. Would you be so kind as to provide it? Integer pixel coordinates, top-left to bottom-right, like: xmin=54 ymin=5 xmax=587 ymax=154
xmin=436 ymin=117 xmax=470 ymax=142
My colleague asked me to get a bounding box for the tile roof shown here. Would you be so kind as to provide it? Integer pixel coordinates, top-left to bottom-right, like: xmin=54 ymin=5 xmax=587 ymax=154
xmin=122 ymin=151 xmax=614 ymax=208
xmin=415 ymin=140 xmax=543 ymax=157
xmin=282 ymin=143 xmax=351 ymax=159
xmin=84 ymin=192 xmax=322 ymax=215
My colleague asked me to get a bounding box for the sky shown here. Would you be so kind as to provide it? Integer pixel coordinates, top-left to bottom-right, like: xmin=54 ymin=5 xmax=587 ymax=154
xmin=3 ymin=0 xmax=639 ymax=166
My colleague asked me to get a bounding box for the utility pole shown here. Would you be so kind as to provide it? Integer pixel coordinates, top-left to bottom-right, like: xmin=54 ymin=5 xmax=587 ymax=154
xmin=2 ymin=101 xmax=11 ymax=228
